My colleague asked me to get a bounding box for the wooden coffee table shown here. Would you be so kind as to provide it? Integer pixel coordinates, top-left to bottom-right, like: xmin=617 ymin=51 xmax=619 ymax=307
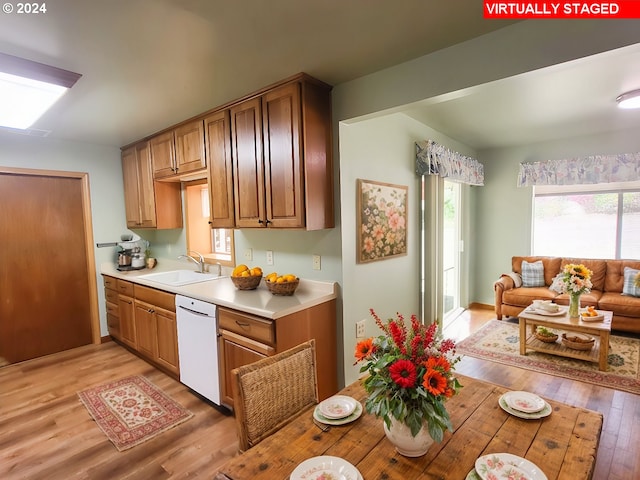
xmin=518 ymin=307 xmax=613 ymax=371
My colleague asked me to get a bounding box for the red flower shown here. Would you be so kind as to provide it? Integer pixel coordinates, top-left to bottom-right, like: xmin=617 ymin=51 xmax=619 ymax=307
xmin=354 ymin=338 xmax=374 ymax=363
xmin=389 ymin=359 xmax=417 ymax=388
xmin=423 ymin=368 xmax=447 ymax=396
xmin=426 ymin=355 xmax=450 ymax=373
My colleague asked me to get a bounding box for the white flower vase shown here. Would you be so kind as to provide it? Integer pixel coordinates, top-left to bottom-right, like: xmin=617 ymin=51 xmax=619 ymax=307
xmin=383 ymin=417 xmax=435 ymax=457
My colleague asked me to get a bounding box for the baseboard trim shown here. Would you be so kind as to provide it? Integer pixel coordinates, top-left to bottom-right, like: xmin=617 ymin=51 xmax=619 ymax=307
xmin=469 ymin=302 xmax=494 ymax=311
xmin=100 ymin=335 xmax=113 ymax=344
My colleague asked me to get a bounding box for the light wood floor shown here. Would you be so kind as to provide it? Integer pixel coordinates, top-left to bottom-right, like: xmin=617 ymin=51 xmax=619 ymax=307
xmin=1 ymin=307 xmax=638 ymax=480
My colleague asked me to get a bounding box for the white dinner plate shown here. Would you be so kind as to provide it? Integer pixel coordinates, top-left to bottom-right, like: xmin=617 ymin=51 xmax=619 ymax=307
xmin=290 ymin=456 xmax=362 ymax=480
xmin=314 ymin=400 xmax=363 ymax=426
xmin=533 ymin=308 xmax=565 ymax=316
xmin=498 ymin=394 xmax=552 ymax=420
xmin=475 ymin=453 xmax=548 ymax=480
xmin=318 ymin=395 xmax=358 ymax=419
xmin=503 ymin=391 xmax=546 ymax=413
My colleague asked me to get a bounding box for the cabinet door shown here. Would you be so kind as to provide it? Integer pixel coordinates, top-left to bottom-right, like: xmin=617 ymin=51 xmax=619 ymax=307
xmin=175 ymin=119 xmax=206 ymax=175
xmin=118 ymin=295 xmax=136 ymax=349
xmin=231 ymin=97 xmax=265 ymax=228
xmin=155 ymin=307 xmax=179 ymax=375
xmin=150 ymin=131 xmax=176 ymax=179
xmin=134 ymin=300 xmax=157 ymax=359
xmin=205 ymin=110 xmax=235 ymax=228
xmin=220 ymin=331 xmax=269 ymax=408
xmin=135 ymin=142 xmax=157 ymax=228
xmin=262 ymin=82 xmax=304 ymax=228
xmin=122 ymin=147 xmax=142 ymax=228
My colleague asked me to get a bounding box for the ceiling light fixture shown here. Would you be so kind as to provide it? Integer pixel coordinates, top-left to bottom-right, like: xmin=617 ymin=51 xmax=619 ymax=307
xmin=0 ymin=52 xmax=82 ymax=129
xmin=616 ymin=88 xmax=640 ymax=109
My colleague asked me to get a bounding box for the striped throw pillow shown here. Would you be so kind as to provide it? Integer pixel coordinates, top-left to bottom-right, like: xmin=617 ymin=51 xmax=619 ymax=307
xmin=622 ymin=267 xmax=640 ymax=297
xmin=522 ymin=260 xmax=545 ymax=287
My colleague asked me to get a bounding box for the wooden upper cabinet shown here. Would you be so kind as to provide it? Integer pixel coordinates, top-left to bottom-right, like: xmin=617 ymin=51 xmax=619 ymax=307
xmin=205 ymin=110 xmax=235 ymax=228
xmin=175 ymin=119 xmax=206 ymax=175
xmin=262 ymin=82 xmax=304 ymax=228
xmin=229 ymin=75 xmax=334 ymax=230
xmin=150 ymin=131 xmax=176 ymax=179
xmin=121 ymin=142 xmax=183 ymax=229
xmin=150 ymin=119 xmax=205 ymax=180
xmin=231 ymin=97 xmax=265 ymax=228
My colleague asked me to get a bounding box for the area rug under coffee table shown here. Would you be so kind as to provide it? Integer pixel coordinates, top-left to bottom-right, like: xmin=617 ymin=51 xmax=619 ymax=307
xmin=457 ymin=319 xmax=640 ymax=395
xmin=78 ymin=375 xmax=194 ymax=451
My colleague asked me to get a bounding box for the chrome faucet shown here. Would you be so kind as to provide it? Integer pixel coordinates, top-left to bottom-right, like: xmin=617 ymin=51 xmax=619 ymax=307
xmin=178 ymin=251 xmax=206 ymax=273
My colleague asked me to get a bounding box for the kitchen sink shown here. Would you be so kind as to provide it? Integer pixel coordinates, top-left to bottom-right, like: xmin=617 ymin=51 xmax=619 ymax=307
xmin=137 ymin=270 xmax=225 ymax=286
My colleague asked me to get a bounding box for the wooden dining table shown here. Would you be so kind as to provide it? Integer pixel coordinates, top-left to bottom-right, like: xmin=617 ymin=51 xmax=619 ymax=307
xmin=214 ymin=374 xmax=602 ymax=480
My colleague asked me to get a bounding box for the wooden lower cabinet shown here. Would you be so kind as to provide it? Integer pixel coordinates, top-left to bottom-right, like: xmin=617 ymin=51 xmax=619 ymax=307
xmin=102 ymin=276 xmax=178 ymax=377
xmin=218 ymin=299 xmax=337 ymax=409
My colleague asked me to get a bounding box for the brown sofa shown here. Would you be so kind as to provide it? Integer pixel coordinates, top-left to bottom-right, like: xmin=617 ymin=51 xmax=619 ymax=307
xmin=494 ymin=256 xmax=640 ymax=334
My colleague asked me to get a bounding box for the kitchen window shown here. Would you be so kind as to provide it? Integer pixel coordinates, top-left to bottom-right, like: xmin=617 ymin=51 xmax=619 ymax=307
xmin=184 ymin=180 xmax=235 ymax=266
xmin=532 ymin=181 xmax=640 ymax=259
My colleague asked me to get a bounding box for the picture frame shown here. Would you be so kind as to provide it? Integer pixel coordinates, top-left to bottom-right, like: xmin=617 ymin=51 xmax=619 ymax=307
xmin=356 ymin=179 xmax=408 ymax=263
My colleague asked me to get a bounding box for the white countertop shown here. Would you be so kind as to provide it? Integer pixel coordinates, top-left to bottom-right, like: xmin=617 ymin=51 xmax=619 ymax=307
xmin=100 ymin=261 xmax=337 ymax=319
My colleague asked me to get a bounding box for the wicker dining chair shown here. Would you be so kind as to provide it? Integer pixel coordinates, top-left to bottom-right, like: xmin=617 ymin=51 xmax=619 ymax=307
xmin=231 ymin=339 xmax=319 ymax=452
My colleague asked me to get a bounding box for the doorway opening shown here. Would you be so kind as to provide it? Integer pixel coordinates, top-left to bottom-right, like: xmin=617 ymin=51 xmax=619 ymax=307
xmin=443 ymin=180 xmax=463 ymax=325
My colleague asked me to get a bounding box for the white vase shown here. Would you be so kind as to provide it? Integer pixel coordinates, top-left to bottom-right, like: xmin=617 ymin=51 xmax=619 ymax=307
xmin=383 ymin=416 xmax=435 ymax=457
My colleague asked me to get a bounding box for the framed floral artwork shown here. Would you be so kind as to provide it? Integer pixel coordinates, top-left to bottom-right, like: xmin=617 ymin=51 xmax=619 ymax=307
xmin=356 ymin=179 xmax=408 ymax=263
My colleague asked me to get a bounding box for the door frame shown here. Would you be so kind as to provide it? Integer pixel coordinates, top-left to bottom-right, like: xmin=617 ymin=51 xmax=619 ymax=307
xmin=1 ymin=167 xmax=101 ymax=345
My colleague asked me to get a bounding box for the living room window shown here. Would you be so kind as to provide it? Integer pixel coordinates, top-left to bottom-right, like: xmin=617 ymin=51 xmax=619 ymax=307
xmin=532 ymin=181 xmax=640 ymax=259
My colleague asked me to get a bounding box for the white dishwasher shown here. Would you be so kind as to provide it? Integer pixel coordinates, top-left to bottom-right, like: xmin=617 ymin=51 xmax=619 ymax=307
xmin=175 ymin=295 xmax=220 ymax=405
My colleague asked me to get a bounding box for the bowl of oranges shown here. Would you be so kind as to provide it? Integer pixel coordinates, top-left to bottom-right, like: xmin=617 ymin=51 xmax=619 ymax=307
xmin=265 ymin=272 xmax=299 ymax=296
xmin=230 ymin=264 xmax=263 ymax=290
xmin=580 ymin=306 xmax=604 ymax=322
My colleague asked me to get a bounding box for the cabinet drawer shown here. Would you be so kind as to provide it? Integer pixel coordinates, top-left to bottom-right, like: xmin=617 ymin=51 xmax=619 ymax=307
xmin=105 ymin=288 xmax=119 ymax=305
xmin=106 ymin=301 xmax=119 ymax=316
xmin=103 ymin=275 xmax=117 ymax=290
xmin=218 ymin=307 xmax=275 ymax=345
xmin=117 ymin=279 xmax=134 ymax=296
xmin=134 ymin=284 xmax=175 ymax=312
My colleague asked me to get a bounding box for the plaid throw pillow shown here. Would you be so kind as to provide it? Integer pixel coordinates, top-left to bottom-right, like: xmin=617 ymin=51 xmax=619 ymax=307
xmin=622 ymin=267 xmax=640 ymax=297
xmin=522 ymin=260 xmax=545 ymax=287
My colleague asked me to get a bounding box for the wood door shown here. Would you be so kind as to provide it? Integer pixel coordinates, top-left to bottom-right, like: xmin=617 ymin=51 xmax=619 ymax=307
xmin=135 ymin=142 xmax=157 ymax=228
xmin=175 ymin=119 xmax=206 ymax=175
xmin=134 ymin=300 xmax=156 ymax=359
xmin=205 ymin=109 xmax=235 ymax=228
xmin=121 ymin=146 xmax=142 ymax=228
xmin=0 ymin=170 xmax=98 ymax=364
xmin=219 ymin=331 xmax=268 ymax=407
xmin=231 ymin=97 xmax=265 ymax=228
xmin=118 ymin=295 xmax=136 ymax=348
xmin=262 ymin=82 xmax=304 ymax=228
xmin=155 ymin=307 xmax=179 ymax=375
xmin=150 ymin=131 xmax=176 ymax=179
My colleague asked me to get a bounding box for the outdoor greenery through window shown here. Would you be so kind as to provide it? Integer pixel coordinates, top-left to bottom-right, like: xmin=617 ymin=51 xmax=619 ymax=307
xmin=184 ymin=180 xmax=234 ymax=267
xmin=532 ymin=182 xmax=640 ymax=259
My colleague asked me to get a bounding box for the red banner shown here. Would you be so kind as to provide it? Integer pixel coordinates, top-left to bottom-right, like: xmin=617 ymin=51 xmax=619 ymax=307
xmin=484 ymin=1 xmax=640 ymax=18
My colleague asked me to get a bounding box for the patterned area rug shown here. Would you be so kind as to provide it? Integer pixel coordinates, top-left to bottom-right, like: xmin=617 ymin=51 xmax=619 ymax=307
xmin=457 ymin=320 xmax=640 ymax=395
xmin=78 ymin=375 xmax=194 ymax=451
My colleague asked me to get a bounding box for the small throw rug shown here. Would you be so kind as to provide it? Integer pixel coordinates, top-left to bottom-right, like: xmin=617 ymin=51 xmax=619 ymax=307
xmin=78 ymin=375 xmax=194 ymax=451
xmin=457 ymin=320 xmax=640 ymax=395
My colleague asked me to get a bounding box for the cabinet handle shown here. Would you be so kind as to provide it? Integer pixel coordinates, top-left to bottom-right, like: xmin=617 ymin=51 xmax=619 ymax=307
xmin=265 ymin=219 xmax=272 ymax=225
xmin=258 ymin=219 xmax=264 ymax=225
xmin=208 ymin=221 xmax=212 ymax=225
xmin=148 ymin=308 xmax=155 ymax=313
xmin=235 ymin=320 xmax=250 ymax=328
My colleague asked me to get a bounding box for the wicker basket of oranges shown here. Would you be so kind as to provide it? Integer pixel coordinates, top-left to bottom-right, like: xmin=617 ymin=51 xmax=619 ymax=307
xmin=230 ymin=264 xmax=263 ymax=290
xmin=265 ymin=272 xmax=299 ymax=296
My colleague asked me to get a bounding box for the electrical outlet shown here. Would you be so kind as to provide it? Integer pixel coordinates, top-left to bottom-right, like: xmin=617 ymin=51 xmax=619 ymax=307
xmin=356 ymin=319 xmax=366 ymax=338
xmin=312 ymin=254 xmax=321 ymax=270
xmin=266 ymin=250 xmax=274 ymax=265
xmin=244 ymin=248 xmax=253 ymax=261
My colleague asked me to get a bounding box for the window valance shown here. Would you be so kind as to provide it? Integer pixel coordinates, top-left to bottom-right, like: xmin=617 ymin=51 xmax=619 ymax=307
xmin=415 ymin=140 xmax=484 ymax=186
xmin=517 ymin=152 xmax=640 ymax=187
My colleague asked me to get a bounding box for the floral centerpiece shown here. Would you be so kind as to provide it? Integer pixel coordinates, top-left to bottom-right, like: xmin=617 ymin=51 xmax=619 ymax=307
xmin=354 ymin=309 xmax=461 ymax=450
xmin=560 ymin=263 xmax=593 ymax=317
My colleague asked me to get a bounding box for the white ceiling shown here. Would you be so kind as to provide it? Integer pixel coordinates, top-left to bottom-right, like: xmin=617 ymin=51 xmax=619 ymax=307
xmin=1 ymin=0 xmax=639 ymax=151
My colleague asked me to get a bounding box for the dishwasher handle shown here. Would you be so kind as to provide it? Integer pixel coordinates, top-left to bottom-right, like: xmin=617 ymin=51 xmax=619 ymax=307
xmin=178 ymin=305 xmax=215 ymax=318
